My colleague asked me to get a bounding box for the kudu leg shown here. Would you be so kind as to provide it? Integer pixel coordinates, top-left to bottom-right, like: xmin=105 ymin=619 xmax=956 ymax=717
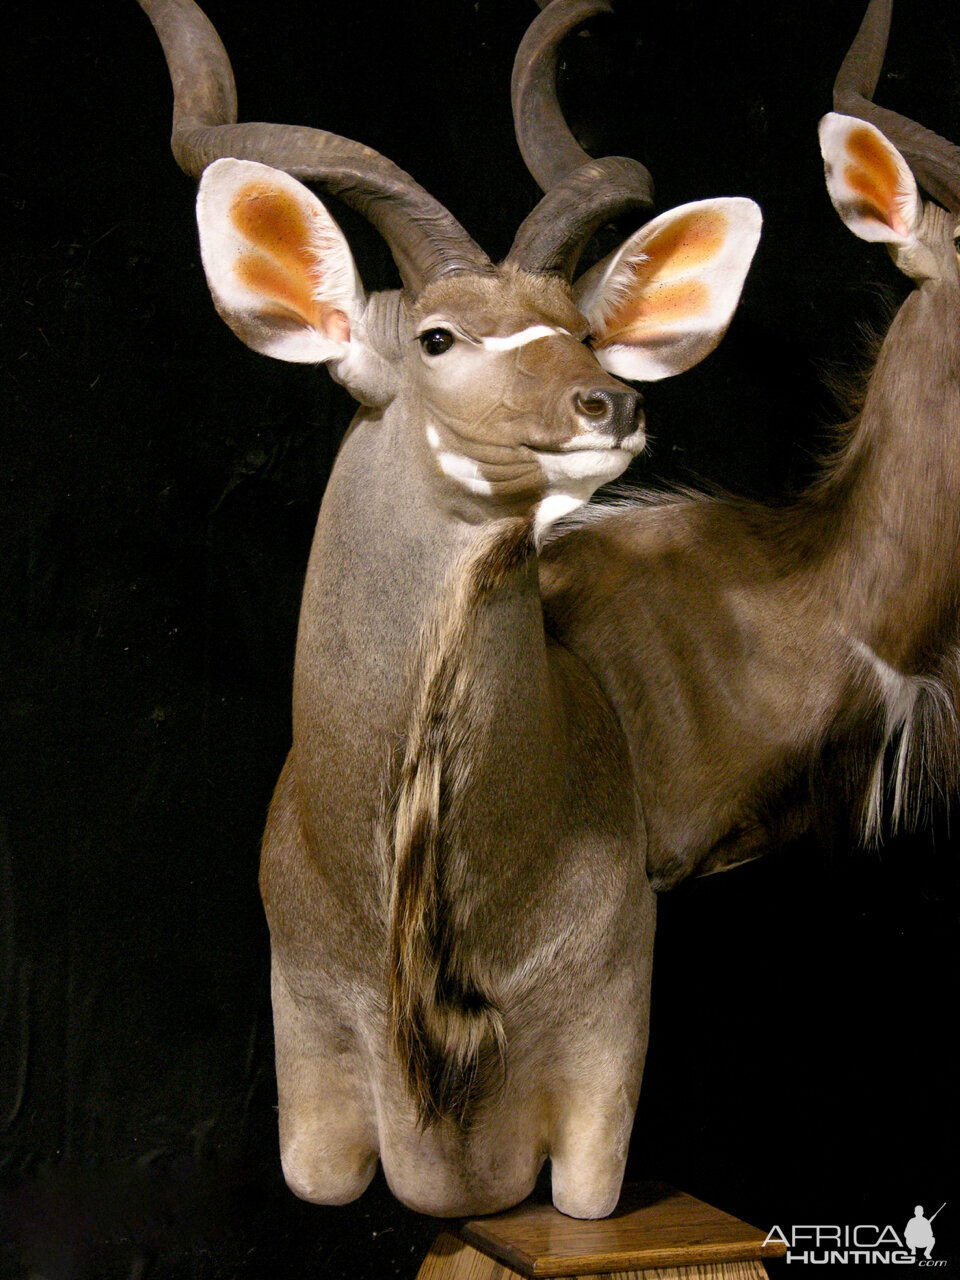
xmin=270 ymin=958 xmax=379 ymax=1205
xmin=549 ymin=1081 xmax=637 ymax=1219
xmin=262 ymin=761 xmax=379 ymax=1204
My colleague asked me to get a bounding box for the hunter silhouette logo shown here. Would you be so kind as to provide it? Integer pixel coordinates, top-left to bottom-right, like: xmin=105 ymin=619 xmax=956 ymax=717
xmin=764 ymin=1203 xmax=948 ymax=1265
xmin=905 ymin=1204 xmax=946 ymax=1261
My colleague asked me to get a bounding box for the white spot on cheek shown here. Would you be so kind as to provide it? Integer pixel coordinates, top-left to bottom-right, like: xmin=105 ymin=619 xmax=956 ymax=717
xmin=478 ymin=325 xmax=569 ymax=351
xmin=437 ymin=451 xmax=494 ymax=496
xmin=426 ymin=423 xmax=492 ymax=496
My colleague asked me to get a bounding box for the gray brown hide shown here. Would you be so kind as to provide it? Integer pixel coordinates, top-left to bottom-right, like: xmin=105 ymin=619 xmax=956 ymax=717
xmin=137 ymin=0 xmax=960 ymax=1222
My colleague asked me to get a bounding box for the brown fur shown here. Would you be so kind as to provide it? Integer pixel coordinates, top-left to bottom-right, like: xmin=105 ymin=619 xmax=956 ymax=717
xmin=382 ymin=518 xmax=534 ymax=1126
xmin=541 ymin=210 xmax=960 ymax=887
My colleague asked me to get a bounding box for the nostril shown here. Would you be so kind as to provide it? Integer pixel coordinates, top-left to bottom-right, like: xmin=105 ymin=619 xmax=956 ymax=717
xmin=573 ymin=387 xmax=641 ymax=440
xmin=575 ymin=391 xmax=612 ymax=420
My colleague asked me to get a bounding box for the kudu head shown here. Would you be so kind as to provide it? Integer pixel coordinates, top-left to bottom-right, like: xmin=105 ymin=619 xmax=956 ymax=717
xmin=140 ymin=0 xmax=761 ymax=539
xmin=822 ymin=0 xmax=960 ymax=308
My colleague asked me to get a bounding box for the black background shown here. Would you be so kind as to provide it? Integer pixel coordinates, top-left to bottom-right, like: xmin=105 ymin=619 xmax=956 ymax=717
xmin=2 ymin=1 xmax=957 ymax=1277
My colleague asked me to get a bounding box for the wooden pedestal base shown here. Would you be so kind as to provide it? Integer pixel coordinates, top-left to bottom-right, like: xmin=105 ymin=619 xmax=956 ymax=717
xmin=416 ymin=1182 xmax=786 ymax=1280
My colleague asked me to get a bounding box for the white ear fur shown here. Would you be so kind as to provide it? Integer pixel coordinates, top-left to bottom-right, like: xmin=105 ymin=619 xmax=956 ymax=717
xmin=819 ymin=112 xmax=921 ymax=245
xmin=196 ymin=158 xmax=365 ymax=364
xmin=576 ymin=197 xmax=762 ymax=382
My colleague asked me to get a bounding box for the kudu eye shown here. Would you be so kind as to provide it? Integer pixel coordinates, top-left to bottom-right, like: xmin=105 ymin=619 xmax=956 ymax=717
xmin=953 ymin=234 xmax=960 ymax=255
xmin=419 ymin=328 xmax=456 ymax=356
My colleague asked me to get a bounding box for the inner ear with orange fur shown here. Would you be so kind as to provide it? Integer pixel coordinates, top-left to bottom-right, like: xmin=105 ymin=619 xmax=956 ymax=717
xmin=196 ymin=158 xmax=365 ymax=364
xmin=819 ymin=112 xmax=921 ymax=245
xmin=575 ymin=197 xmax=762 ymax=383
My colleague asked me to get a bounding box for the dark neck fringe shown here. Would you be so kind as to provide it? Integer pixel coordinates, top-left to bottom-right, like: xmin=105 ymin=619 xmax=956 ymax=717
xmin=382 ymin=517 xmax=533 ymax=1128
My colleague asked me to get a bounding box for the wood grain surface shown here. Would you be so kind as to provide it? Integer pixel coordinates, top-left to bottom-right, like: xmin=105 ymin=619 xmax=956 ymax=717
xmin=416 ymin=1232 xmax=772 ymax=1280
xmin=453 ymin=1182 xmax=786 ymax=1277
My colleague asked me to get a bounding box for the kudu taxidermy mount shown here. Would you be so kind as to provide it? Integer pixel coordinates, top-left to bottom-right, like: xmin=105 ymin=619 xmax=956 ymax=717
xmin=138 ymin=0 xmax=959 ymax=1221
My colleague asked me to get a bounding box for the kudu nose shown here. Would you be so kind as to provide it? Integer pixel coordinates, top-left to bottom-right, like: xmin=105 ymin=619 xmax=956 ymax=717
xmin=572 ymin=387 xmax=643 ymax=443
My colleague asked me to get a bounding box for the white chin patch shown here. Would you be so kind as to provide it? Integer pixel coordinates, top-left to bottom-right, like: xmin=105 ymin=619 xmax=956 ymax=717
xmin=537 ymin=432 xmax=640 ymax=499
xmin=533 ymin=436 xmax=639 ymax=541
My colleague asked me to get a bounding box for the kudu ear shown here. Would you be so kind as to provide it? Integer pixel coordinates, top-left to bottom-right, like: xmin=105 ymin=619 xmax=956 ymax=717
xmin=819 ymin=113 xmax=921 ymax=246
xmin=574 ymin=198 xmax=762 ymax=382
xmin=196 ymin=158 xmax=365 ymax=364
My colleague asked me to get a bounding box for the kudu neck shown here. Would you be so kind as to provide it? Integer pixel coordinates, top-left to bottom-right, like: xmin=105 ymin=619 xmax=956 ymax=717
xmin=293 ymin=400 xmax=557 ymax=897
xmin=817 ymin=270 xmax=960 ymax=668
xmin=299 ymin=402 xmax=548 ymax=735
xmin=330 ymin=399 xmax=540 ymax=601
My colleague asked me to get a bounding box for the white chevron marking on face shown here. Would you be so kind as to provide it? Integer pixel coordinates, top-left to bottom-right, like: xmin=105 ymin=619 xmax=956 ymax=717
xmin=477 ymin=325 xmax=568 ymax=351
